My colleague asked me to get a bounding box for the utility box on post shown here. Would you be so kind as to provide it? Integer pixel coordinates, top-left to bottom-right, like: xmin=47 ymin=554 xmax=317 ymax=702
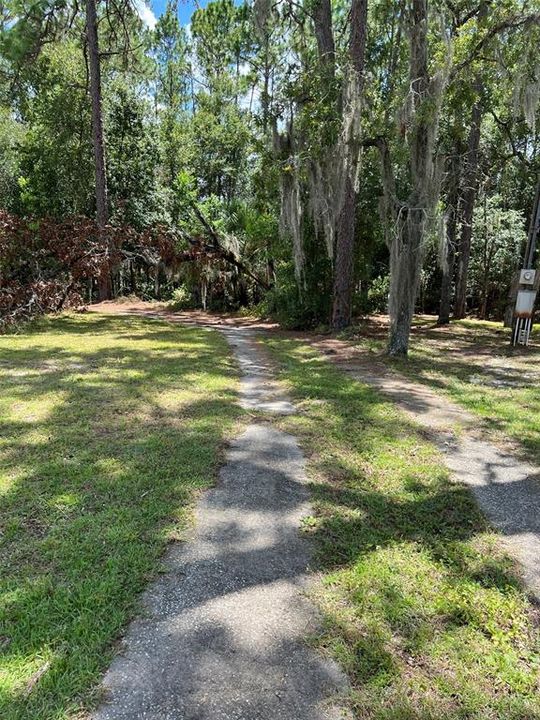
xmin=516 ymin=289 xmax=537 ymax=316
xmin=512 ymin=270 xmax=537 ymax=346
xmin=512 ymin=178 xmax=540 ymax=345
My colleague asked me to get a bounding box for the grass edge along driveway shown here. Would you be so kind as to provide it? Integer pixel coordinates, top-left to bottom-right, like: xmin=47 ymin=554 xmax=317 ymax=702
xmin=0 ymin=312 xmax=241 ymax=720
xmin=342 ymin=317 xmax=540 ymax=466
xmin=263 ymin=336 xmax=540 ymax=720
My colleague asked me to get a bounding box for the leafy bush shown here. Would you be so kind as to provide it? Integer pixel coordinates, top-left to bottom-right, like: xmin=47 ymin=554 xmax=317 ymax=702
xmin=168 ymin=286 xmax=196 ymax=311
xmin=367 ymin=274 xmax=390 ymax=313
xmin=259 ymin=265 xmax=332 ymax=329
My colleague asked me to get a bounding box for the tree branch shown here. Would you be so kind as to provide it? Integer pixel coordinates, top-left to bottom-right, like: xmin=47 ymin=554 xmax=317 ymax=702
xmin=451 ymin=12 xmax=540 ymax=79
xmin=189 ymin=203 xmax=271 ymax=290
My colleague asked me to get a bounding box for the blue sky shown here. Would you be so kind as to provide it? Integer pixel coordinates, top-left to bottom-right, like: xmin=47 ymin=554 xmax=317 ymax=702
xmin=136 ymin=0 xmax=210 ymax=28
xmin=153 ymin=0 xmax=210 ymax=25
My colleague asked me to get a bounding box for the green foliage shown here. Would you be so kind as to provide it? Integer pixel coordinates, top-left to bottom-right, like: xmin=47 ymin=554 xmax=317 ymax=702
xmin=167 ymin=285 xmax=195 ymax=310
xmin=367 ymin=274 xmax=389 ymax=314
xmin=14 ymin=41 xmax=94 ymax=217
xmin=468 ymin=195 xmax=527 ymax=317
xmin=152 ymin=0 xmax=190 ymax=187
xmin=153 ymin=0 xmax=189 ymax=112
xmin=262 ymin=227 xmax=333 ymax=329
xmin=191 ymin=0 xmax=252 ymax=84
xmin=106 ymin=83 xmax=169 ymax=229
xmin=0 ymin=104 xmax=23 ymax=207
xmin=191 ymin=92 xmax=252 ymax=203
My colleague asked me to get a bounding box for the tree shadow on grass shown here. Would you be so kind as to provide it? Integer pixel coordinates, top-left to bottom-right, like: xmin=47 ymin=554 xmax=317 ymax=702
xmin=339 ymin=316 xmax=540 ymax=466
xmin=403 ymin=351 xmax=540 ymax=466
xmin=0 ymin=314 xmax=241 ymax=719
xmin=266 ymin=338 xmax=540 ymax=720
xmin=3 ymin=321 xmax=539 ymax=720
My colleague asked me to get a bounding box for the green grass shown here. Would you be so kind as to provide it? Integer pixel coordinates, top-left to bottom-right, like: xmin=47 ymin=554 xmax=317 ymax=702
xmin=342 ymin=317 xmax=540 ymax=465
xmin=402 ymin=320 xmax=540 ymax=465
xmin=263 ymin=337 xmax=540 ymax=719
xmin=0 ymin=313 xmax=240 ymax=719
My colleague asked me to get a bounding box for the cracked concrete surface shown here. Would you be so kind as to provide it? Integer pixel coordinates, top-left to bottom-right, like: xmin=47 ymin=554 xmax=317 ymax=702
xmin=92 ymin=326 xmax=348 ymax=720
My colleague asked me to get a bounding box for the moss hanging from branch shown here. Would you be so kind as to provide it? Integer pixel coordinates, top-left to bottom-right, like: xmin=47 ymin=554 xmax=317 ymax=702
xmin=374 ymin=0 xmax=450 ymax=355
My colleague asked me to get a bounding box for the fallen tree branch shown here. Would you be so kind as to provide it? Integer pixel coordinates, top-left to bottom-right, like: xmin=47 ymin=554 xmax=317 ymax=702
xmin=189 ymin=202 xmax=271 ymax=290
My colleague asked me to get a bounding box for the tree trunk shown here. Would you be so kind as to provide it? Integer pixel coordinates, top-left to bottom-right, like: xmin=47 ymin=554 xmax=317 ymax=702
xmin=454 ymin=85 xmax=483 ymax=319
xmin=86 ymin=0 xmax=110 ymax=301
xmin=330 ymin=0 xmax=368 ymax=329
xmin=154 ymin=264 xmax=161 ymax=299
xmin=479 ymin=281 xmax=488 ymax=319
xmin=439 ymin=240 xmax=456 ymax=325
xmin=388 ymin=208 xmax=425 ymax=356
xmin=265 ymin=242 xmax=275 ymax=288
xmin=130 ymin=260 xmax=137 ymax=295
xmin=312 ymin=0 xmax=335 ymax=74
xmin=201 ymin=278 xmax=207 ymax=310
xmin=331 ymin=175 xmax=356 ymax=328
xmin=438 ymin=153 xmax=461 ymax=325
xmin=387 ymin=0 xmax=438 ymax=356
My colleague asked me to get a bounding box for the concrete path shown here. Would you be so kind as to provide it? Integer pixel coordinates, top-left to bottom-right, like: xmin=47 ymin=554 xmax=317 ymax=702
xmin=90 ymin=302 xmax=540 ymax=712
xmin=312 ymin=340 xmax=540 ymax=600
xmin=93 ymin=326 xmax=348 ymax=720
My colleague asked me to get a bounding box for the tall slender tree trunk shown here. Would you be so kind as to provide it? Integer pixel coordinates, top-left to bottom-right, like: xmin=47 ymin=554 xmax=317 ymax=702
xmin=438 ymin=224 xmax=457 ymax=325
xmin=479 ymin=278 xmax=489 ymax=318
xmin=332 ymin=176 xmax=356 ymax=328
xmin=312 ymin=0 xmax=335 ymax=73
xmin=438 ymin=152 xmax=461 ymax=324
xmin=86 ymin=0 xmax=111 ymax=301
xmin=330 ymin=0 xmax=368 ymax=329
xmin=387 ymin=0 xmax=443 ymax=356
xmin=454 ymin=84 xmax=483 ymax=319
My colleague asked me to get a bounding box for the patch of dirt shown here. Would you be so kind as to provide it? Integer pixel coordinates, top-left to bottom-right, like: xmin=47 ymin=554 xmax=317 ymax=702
xmin=89 ymin=301 xmax=279 ymax=330
xmin=89 ymin=301 xmax=540 ymax=392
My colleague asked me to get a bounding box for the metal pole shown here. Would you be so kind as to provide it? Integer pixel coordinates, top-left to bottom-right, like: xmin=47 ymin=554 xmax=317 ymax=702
xmin=509 ymin=177 xmax=540 ymax=345
xmin=524 ymin=174 xmax=540 ymax=269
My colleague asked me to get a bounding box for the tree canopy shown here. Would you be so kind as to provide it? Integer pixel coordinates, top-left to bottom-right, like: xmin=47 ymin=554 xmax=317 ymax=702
xmin=0 ymin=0 xmax=539 ymax=351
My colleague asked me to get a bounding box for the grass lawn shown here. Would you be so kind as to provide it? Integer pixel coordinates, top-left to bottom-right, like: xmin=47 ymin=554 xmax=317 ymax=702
xmin=341 ymin=317 xmax=540 ymax=465
xmin=263 ymin=337 xmax=540 ymax=719
xmin=0 ymin=313 xmax=240 ymax=719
